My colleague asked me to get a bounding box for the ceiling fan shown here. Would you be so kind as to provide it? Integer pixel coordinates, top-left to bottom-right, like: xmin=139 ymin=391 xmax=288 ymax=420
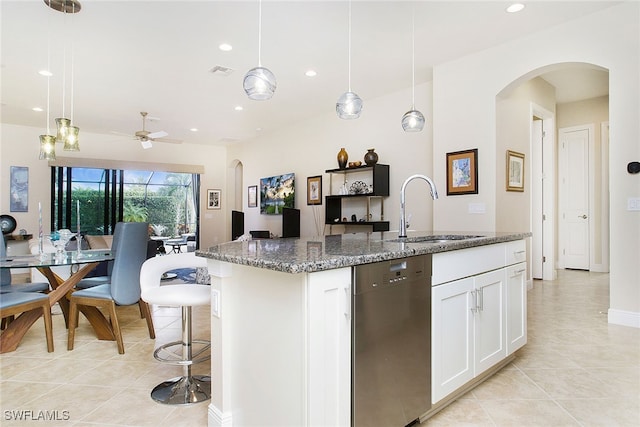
xmin=134 ymin=112 xmax=182 ymax=149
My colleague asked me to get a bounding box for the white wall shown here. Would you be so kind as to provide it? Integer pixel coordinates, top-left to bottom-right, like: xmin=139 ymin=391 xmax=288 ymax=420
xmin=432 ymin=2 xmax=639 ymax=326
xmin=0 ymin=124 xmax=228 ymax=248
xmin=227 ymin=81 xmax=434 ymax=238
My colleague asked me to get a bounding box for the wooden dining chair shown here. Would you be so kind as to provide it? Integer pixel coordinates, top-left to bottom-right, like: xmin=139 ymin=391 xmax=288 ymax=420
xmin=0 ymin=292 xmax=54 ymax=352
xmin=67 ymin=222 xmax=155 ymax=354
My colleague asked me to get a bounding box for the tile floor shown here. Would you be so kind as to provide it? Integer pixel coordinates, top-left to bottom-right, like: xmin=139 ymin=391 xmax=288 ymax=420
xmin=1 ymin=269 xmax=639 ymax=426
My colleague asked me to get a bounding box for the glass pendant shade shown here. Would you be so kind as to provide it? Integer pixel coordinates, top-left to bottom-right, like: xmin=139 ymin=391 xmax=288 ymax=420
xmin=39 ymin=134 xmax=57 ymax=160
xmin=63 ymin=126 xmax=80 ymax=151
xmin=401 ymin=109 xmax=425 ymax=132
xmin=55 ymin=117 xmax=71 ymax=142
xmin=336 ymin=91 xmax=363 ymax=119
xmin=243 ymin=66 xmax=277 ymax=100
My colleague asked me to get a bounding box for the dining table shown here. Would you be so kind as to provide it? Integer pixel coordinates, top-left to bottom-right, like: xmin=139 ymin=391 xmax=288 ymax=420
xmin=0 ymin=249 xmax=115 ymax=353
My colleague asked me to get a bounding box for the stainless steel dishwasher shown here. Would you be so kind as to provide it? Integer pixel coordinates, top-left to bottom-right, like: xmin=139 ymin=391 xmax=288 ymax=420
xmin=352 ymin=254 xmax=431 ymax=426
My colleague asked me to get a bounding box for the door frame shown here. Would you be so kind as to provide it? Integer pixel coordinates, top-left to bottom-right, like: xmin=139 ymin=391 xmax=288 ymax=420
xmin=530 ymin=103 xmax=556 ymax=281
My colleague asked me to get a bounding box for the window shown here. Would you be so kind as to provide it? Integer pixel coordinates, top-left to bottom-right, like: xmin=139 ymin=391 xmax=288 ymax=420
xmin=51 ymin=167 xmax=200 ymax=243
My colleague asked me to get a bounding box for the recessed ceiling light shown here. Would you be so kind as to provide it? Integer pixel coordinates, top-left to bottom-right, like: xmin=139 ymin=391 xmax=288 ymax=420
xmin=38 ymin=70 xmax=52 ymax=77
xmin=305 ymin=70 xmax=317 ymax=77
xmin=190 ymin=128 xmax=198 ymax=132
xmin=234 ymin=106 xmax=244 ymax=111
xmin=32 ymin=107 xmax=43 ymax=112
xmin=506 ymin=3 xmax=525 ymax=13
xmin=219 ymin=43 xmax=233 ymax=52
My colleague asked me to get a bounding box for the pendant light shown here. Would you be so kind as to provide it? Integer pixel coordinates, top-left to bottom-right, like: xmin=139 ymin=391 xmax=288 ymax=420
xmin=63 ymin=0 xmax=79 ymax=150
xmin=336 ymin=0 xmax=362 ymax=119
xmin=46 ymin=0 xmax=81 ymax=149
xmin=39 ymin=10 xmax=56 ymax=161
xmin=243 ymin=0 xmax=276 ymax=100
xmin=401 ymin=5 xmax=425 ymax=132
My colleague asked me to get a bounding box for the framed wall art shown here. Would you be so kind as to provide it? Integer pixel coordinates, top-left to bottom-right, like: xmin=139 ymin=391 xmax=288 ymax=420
xmin=207 ymin=189 xmax=221 ymax=210
xmin=446 ymin=149 xmax=478 ymax=195
xmin=306 ymin=175 xmax=322 ymax=205
xmin=260 ymin=172 xmax=295 ymax=215
xmin=10 ymin=166 xmax=29 ymax=212
xmin=248 ymin=185 xmax=258 ymax=208
xmin=506 ymin=150 xmax=525 ymax=192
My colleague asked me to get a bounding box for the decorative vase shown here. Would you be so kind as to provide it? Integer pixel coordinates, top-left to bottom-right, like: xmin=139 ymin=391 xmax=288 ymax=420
xmin=364 ymin=148 xmax=378 ymax=166
xmin=337 ymin=147 xmax=348 ymax=169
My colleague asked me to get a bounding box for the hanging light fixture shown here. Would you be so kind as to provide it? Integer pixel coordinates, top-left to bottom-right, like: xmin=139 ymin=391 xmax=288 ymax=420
xmin=45 ymin=0 xmax=81 ymax=149
xmin=63 ymin=1 xmax=79 ymax=150
xmin=39 ymin=11 xmax=56 ymax=161
xmin=336 ymin=0 xmax=362 ymax=119
xmin=243 ymin=0 xmax=276 ymax=100
xmin=401 ymin=5 xmax=425 ymax=132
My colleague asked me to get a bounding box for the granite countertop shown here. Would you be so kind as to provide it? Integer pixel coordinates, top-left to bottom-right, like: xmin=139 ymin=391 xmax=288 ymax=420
xmin=196 ymin=231 xmax=531 ymax=274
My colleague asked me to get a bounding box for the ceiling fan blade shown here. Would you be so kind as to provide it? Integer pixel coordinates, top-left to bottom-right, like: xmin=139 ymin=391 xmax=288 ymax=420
xmin=147 ymin=130 xmax=168 ymax=139
xmin=141 ymin=140 xmax=153 ymax=149
xmin=153 ymin=137 xmax=183 ymax=144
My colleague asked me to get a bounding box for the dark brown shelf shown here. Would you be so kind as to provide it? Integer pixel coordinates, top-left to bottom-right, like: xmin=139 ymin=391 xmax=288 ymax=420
xmin=325 ymin=165 xmax=375 ymax=173
xmin=325 ymin=221 xmax=390 ymax=232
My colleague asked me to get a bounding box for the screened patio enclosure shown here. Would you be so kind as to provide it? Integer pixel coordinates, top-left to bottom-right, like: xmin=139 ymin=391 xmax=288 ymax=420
xmin=51 ymin=166 xmax=200 ymax=245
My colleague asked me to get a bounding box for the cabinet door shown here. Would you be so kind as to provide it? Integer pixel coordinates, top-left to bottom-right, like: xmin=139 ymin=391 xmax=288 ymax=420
xmin=473 ymin=269 xmax=507 ymax=375
xmin=506 ymin=262 xmax=527 ymax=354
xmin=307 ymin=268 xmax=352 ymax=427
xmin=431 ymin=277 xmax=474 ymax=403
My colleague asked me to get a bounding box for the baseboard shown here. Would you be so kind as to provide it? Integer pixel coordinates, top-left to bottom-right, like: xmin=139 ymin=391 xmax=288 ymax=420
xmin=208 ymin=404 xmax=232 ymax=427
xmin=608 ymin=308 xmax=640 ymax=328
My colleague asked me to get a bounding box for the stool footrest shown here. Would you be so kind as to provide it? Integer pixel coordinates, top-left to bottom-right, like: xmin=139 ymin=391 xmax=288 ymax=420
xmin=153 ymin=339 xmax=211 ymax=366
xmin=151 ymin=375 xmax=211 ymax=405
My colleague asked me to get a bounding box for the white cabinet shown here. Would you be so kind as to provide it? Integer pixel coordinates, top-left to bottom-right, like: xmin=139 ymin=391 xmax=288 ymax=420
xmin=432 ymin=276 xmax=474 ymax=402
xmin=506 ymin=262 xmax=527 ymax=354
xmin=307 ymin=268 xmax=352 ymax=427
xmin=431 ymin=240 xmax=526 ymax=404
xmin=431 ymin=269 xmax=506 ymax=403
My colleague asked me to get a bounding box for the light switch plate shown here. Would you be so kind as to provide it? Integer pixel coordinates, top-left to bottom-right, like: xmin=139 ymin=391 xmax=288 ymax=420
xmin=628 ymin=197 xmax=640 ymax=211
xmin=468 ymin=203 xmax=486 ymax=214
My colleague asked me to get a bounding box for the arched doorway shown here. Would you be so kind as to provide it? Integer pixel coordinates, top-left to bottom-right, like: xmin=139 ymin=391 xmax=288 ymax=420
xmin=496 ymin=62 xmax=609 ymax=281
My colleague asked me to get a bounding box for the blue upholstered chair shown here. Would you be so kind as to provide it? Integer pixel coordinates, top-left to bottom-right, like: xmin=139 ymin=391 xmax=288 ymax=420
xmin=0 ymin=233 xmax=49 ymax=293
xmin=67 ymin=222 xmax=155 ymax=354
xmin=140 ymin=252 xmax=211 ymax=404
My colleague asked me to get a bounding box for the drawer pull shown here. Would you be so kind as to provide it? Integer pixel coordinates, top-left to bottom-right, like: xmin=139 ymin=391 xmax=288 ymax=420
xmin=511 ymin=269 xmax=526 ymax=277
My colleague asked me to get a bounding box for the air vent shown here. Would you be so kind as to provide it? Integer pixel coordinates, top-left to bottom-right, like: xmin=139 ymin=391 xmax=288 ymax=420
xmin=210 ymin=66 xmax=234 ymax=76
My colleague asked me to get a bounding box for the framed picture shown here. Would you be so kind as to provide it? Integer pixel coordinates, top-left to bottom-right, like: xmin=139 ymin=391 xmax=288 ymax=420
xmin=10 ymin=166 xmax=29 ymax=212
xmin=248 ymin=185 xmax=258 ymax=208
xmin=207 ymin=189 xmax=221 ymax=210
xmin=260 ymin=172 xmax=295 ymax=215
xmin=506 ymin=150 xmax=525 ymax=192
xmin=446 ymin=149 xmax=478 ymax=195
xmin=306 ymin=175 xmax=322 ymax=205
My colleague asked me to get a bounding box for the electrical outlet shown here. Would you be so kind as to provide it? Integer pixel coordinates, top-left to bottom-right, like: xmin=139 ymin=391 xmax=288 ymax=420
xmin=212 ymin=289 xmax=221 ymax=318
xmin=628 ymin=197 xmax=640 ymax=211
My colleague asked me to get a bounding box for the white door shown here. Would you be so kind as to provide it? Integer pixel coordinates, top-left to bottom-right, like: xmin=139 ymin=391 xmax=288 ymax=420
xmin=559 ymin=126 xmax=590 ymax=270
xmin=473 ymin=269 xmax=506 ymax=375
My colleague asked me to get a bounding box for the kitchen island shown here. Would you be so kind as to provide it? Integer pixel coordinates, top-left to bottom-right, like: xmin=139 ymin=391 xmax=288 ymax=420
xmin=197 ymin=231 xmax=530 ymax=427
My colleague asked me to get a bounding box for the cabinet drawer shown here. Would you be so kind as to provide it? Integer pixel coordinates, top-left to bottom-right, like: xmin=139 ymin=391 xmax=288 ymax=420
xmin=505 ymin=240 xmax=526 ymax=266
xmin=432 ymin=243 xmax=506 ymax=285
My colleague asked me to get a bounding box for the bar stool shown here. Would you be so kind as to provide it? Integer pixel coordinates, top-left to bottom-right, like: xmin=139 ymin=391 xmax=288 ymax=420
xmin=139 ymin=252 xmax=211 ymax=405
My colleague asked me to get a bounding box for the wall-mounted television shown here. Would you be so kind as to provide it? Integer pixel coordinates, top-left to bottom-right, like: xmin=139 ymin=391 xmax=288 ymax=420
xmin=260 ymin=173 xmax=295 ymax=215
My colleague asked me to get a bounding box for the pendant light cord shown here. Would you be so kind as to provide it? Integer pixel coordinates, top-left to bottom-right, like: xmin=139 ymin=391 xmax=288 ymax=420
xmin=411 ymin=4 xmax=416 ymax=109
xmin=46 ymin=1 xmax=52 ymax=134
xmin=257 ymin=0 xmax=262 ymax=67
xmin=61 ymin=9 xmax=67 ymax=118
xmin=70 ymin=2 xmax=75 ymax=123
xmin=348 ymin=0 xmax=352 ymax=92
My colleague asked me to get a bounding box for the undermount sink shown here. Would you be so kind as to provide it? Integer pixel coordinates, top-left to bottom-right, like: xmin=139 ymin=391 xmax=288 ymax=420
xmin=386 ymin=235 xmax=484 ymax=243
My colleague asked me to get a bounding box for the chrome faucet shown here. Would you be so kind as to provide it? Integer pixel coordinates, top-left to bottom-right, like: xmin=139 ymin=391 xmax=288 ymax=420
xmin=399 ymin=174 xmax=438 ymax=238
